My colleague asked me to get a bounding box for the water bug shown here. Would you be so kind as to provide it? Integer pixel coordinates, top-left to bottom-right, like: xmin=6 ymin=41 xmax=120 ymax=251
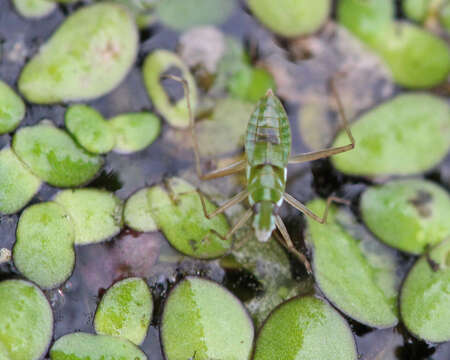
xmin=165 ymin=75 xmax=355 ymax=273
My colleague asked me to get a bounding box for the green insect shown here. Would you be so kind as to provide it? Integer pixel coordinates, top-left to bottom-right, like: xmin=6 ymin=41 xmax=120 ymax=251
xmin=165 ymin=76 xmax=355 ymax=273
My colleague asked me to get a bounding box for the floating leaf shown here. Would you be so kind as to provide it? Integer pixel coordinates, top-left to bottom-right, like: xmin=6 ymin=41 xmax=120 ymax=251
xmin=0 ymin=147 xmax=41 ymax=215
xmin=369 ymin=22 xmax=450 ymax=88
xmin=253 ymin=296 xmax=357 ymax=360
xmin=12 ymin=0 xmax=56 ymax=19
xmin=147 ymin=177 xmax=231 ymax=259
xmin=402 ymin=0 xmax=433 ymax=22
xmin=227 ymin=65 xmax=276 ymax=103
xmin=400 ymin=239 xmax=450 ymax=342
xmin=94 ymin=277 xmax=153 ymax=345
xmin=332 ymin=94 xmax=450 ymax=176
xmin=109 ymin=112 xmax=161 ymax=154
xmin=142 ymin=50 xmax=197 ymax=128
xmin=338 ymin=0 xmax=450 ymax=88
xmin=50 ymin=332 xmax=147 ymax=360
xmin=305 ymin=199 xmax=399 ymax=328
xmin=12 ymin=123 xmax=103 ymax=187
xmin=0 ymin=80 xmax=25 ymax=134
xmin=13 ymin=202 xmax=75 ymax=289
xmin=161 ymin=276 xmax=254 ymax=360
xmin=65 ymin=105 xmax=115 ymax=154
xmin=124 ymin=188 xmax=158 ymax=232
xmin=361 ymin=179 xmax=450 ymax=254
xmin=53 ymin=189 xmax=123 ymax=245
xmin=156 ymin=0 xmax=236 ymax=31
xmin=196 ymin=98 xmax=254 ymax=158
xmin=0 ymin=279 xmax=53 ymax=360
xmin=247 ymin=0 xmax=331 ymax=37
xmin=18 ymin=3 xmax=138 ymax=104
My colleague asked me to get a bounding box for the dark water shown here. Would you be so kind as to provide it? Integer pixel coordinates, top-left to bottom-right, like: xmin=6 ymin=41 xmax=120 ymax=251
xmin=1 ymin=1 xmax=449 ymax=359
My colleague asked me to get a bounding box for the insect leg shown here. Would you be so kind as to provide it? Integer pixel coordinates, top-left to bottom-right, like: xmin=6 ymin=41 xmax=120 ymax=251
xmin=274 ymin=215 xmax=312 ymax=273
xmin=283 ymin=193 xmax=350 ymax=224
xmin=207 ymin=208 xmax=253 ymax=241
xmin=198 ymin=190 xmax=249 ymax=219
xmin=289 ymin=77 xmax=355 ymax=164
xmin=162 ymin=74 xmax=246 ymax=180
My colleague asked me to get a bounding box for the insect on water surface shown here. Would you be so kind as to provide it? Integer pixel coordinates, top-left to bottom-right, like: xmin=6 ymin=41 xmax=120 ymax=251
xmin=164 ymin=75 xmax=355 ymax=273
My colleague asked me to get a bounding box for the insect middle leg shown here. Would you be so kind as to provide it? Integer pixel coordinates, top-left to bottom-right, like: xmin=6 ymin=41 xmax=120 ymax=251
xmin=289 ymin=76 xmax=355 ymax=164
xmin=162 ymin=74 xmax=246 ymax=180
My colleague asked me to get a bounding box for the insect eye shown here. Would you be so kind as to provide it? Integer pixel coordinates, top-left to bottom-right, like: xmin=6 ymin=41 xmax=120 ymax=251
xmin=252 ymin=203 xmax=261 ymax=213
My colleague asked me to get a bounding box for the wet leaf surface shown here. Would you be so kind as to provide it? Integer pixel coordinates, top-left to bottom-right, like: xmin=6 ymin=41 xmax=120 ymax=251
xmin=124 ymin=187 xmax=158 ymax=232
xmin=0 ymin=80 xmax=25 ymax=134
xmin=0 ymin=279 xmax=53 ymax=360
xmin=361 ymin=179 xmax=450 ymax=254
xmin=12 ymin=0 xmax=56 ymax=19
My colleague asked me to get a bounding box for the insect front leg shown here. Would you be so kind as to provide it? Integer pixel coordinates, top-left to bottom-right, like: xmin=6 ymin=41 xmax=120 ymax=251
xmin=162 ymin=75 xmax=246 ymax=180
xmin=289 ymin=76 xmax=355 ymax=164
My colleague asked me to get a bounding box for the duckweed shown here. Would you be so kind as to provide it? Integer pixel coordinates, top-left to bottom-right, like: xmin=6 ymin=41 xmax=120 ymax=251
xmin=305 ymin=199 xmax=399 ymax=328
xmin=53 ymin=189 xmax=123 ymax=245
xmin=50 ymin=332 xmax=147 ymax=360
xmin=65 ymin=105 xmax=116 ymax=154
xmin=18 ymin=3 xmax=138 ymax=103
xmin=361 ymin=179 xmax=450 ymax=254
xmin=247 ymin=0 xmax=331 ymax=37
xmin=400 ymin=239 xmax=450 ymax=342
xmin=253 ymin=296 xmax=357 ymax=360
xmin=12 ymin=122 xmax=104 ymax=187
xmin=147 ymin=178 xmax=231 ymax=259
xmin=12 ymin=0 xmax=56 ymax=19
xmin=0 ymin=147 xmax=41 ymax=215
xmin=94 ymin=277 xmax=153 ymax=345
xmin=0 ymin=80 xmax=25 ymax=134
xmin=161 ymin=276 xmax=253 ymax=360
xmin=124 ymin=187 xmax=158 ymax=232
xmin=0 ymin=279 xmax=53 ymax=360
xmin=142 ymin=50 xmax=197 ymax=128
xmin=332 ymin=94 xmax=450 ymax=176
xmin=109 ymin=112 xmax=161 ymax=154
xmin=13 ymin=202 xmax=75 ymax=289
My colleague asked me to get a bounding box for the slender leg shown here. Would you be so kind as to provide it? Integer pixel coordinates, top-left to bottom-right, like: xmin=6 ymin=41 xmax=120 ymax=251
xmin=289 ymin=76 xmax=355 ymax=164
xmin=162 ymin=75 xmax=246 ymax=180
xmin=198 ymin=190 xmax=249 ymax=219
xmin=284 ymin=193 xmax=349 ymax=224
xmin=274 ymin=215 xmax=312 ymax=273
xmin=206 ymin=208 xmax=253 ymax=242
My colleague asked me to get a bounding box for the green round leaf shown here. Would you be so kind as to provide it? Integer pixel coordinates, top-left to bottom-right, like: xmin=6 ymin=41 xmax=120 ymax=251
xmin=124 ymin=188 xmax=158 ymax=232
xmin=370 ymin=22 xmax=450 ymax=88
xmin=253 ymin=296 xmax=357 ymax=360
xmin=400 ymin=239 xmax=450 ymax=342
xmin=332 ymin=94 xmax=450 ymax=176
xmin=305 ymin=199 xmax=399 ymax=328
xmin=142 ymin=50 xmax=197 ymax=128
xmin=12 ymin=123 xmax=103 ymax=187
xmin=50 ymin=332 xmax=147 ymax=360
xmin=53 ymin=189 xmax=123 ymax=245
xmin=13 ymin=202 xmax=75 ymax=289
xmin=403 ymin=0 xmax=431 ymax=22
xmin=148 ymin=177 xmax=231 ymax=259
xmin=161 ymin=276 xmax=254 ymax=360
xmin=18 ymin=3 xmax=138 ymax=104
xmin=65 ymin=105 xmax=115 ymax=154
xmin=109 ymin=112 xmax=161 ymax=154
xmin=94 ymin=277 xmax=153 ymax=345
xmin=361 ymin=180 xmax=450 ymax=254
xmin=0 ymin=279 xmax=53 ymax=360
xmin=0 ymin=80 xmax=25 ymax=134
xmin=0 ymin=147 xmax=41 ymax=215
xmin=156 ymin=0 xmax=236 ymax=31
xmin=247 ymin=0 xmax=331 ymax=37
xmin=12 ymin=0 xmax=56 ymax=19
xmin=227 ymin=66 xmax=276 ymax=103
